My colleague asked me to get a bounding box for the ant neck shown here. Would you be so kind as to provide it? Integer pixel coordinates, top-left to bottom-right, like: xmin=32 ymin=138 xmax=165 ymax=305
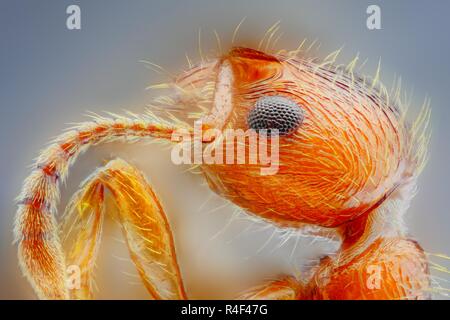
xmin=338 ymin=177 xmax=417 ymax=253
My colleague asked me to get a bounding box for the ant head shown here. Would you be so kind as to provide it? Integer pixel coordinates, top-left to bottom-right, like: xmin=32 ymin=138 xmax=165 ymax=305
xmin=176 ymin=47 xmax=412 ymax=228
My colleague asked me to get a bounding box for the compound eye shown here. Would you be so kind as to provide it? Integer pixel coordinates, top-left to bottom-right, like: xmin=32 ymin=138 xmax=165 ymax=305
xmin=247 ymin=95 xmax=305 ymax=135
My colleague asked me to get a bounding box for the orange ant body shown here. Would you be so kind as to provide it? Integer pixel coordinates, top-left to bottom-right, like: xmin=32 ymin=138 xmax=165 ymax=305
xmin=14 ymin=31 xmax=432 ymax=299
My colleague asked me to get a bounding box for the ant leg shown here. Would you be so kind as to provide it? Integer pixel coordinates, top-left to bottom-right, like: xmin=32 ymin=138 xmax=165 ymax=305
xmin=62 ymin=179 xmax=104 ymax=299
xmin=62 ymin=158 xmax=186 ymax=299
xmin=235 ymin=276 xmax=302 ymax=300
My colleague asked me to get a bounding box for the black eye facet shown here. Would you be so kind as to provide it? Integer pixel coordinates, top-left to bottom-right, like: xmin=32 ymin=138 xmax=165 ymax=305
xmin=247 ymin=95 xmax=305 ymax=135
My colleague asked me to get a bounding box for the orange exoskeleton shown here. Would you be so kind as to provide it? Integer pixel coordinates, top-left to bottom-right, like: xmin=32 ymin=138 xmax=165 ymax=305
xmin=14 ymin=31 xmax=433 ymax=300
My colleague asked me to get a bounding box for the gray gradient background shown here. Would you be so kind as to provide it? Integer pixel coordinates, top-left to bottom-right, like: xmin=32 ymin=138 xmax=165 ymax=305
xmin=0 ymin=0 xmax=449 ymax=299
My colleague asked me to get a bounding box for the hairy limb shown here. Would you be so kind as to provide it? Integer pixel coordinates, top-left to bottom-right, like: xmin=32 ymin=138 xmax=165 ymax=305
xmin=63 ymin=159 xmax=186 ymax=299
xmin=62 ymin=180 xmax=104 ymax=299
xmin=14 ymin=114 xmax=188 ymax=299
xmin=236 ymin=276 xmax=301 ymax=300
